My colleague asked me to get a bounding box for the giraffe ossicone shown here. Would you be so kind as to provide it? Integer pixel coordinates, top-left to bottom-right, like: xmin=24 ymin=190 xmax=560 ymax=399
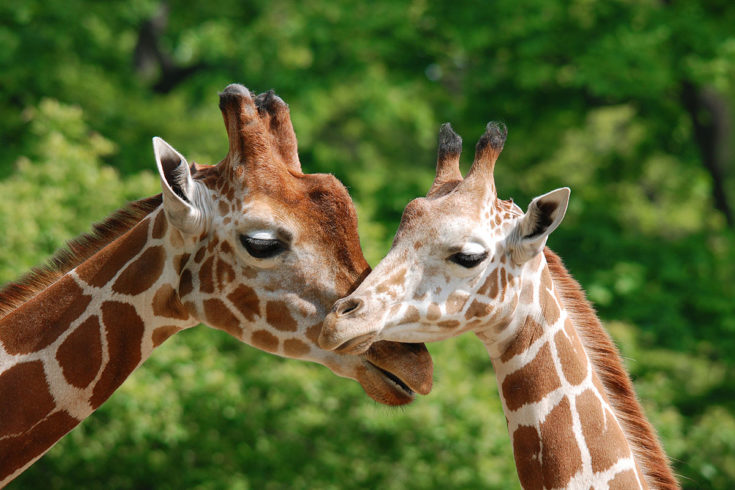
xmin=0 ymin=83 xmax=433 ymax=486
xmin=320 ymin=122 xmax=678 ymax=489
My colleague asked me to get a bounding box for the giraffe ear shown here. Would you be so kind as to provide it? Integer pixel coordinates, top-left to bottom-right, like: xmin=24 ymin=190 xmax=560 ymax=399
xmin=510 ymin=187 xmax=570 ymax=264
xmin=153 ymin=137 xmax=208 ymax=236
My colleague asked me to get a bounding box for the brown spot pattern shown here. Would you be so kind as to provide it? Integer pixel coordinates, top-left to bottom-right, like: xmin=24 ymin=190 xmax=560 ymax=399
xmin=215 ymin=259 xmax=235 ymax=289
xmin=179 ymin=269 xmax=194 ymax=297
xmin=540 ymin=287 xmax=560 ymax=325
xmin=577 ymin=389 xmax=631 ymax=473
xmin=608 ymin=469 xmax=640 ymax=489
xmin=437 ymin=320 xmax=460 ymax=329
xmin=152 ymin=211 xmax=167 ymax=239
xmin=446 ymin=292 xmax=468 ymax=314
xmin=519 ymin=281 xmax=534 ymax=304
xmin=400 ymin=305 xmax=420 ymax=324
xmin=251 ymin=329 xmax=279 ymax=352
xmin=56 ymin=316 xmax=102 ymax=389
xmin=502 ymin=343 xmax=561 ymax=412
xmin=76 ymin=218 xmax=149 ymax=287
xmin=0 ymin=410 xmax=79 ymax=483
xmin=426 ymin=303 xmax=441 ymax=321
xmin=0 ymin=361 xmax=55 ymax=437
xmin=540 ymin=397 xmax=583 ymax=489
xmin=227 ymin=284 xmax=260 ymax=322
xmin=478 ymin=268 xmax=499 ymax=298
xmin=501 ymin=315 xmax=544 ymax=363
xmin=555 ymin=329 xmax=588 ymax=385
xmin=112 ymin=246 xmax=165 ymax=296
xmin=0 ymin=276 xmax=91 ymax=355
xmin=152 ymin=284 xmax=190 ymax=320
xmin=265 ymin=301 xmax=297 ymax=332
xmin=152 ymin=325 xmax=182 ymax=347
xmin=283 ymin=338 xmax=311 ymax=357
xmin=203 ymin=298 xmax=242 ymax=338
xmin=305 ymin=322 xmax=323 ymax=345
xmin=512 ymin=425 xmax=544 ymax=490
xmin=199 ymin=256 xmax=215 ymax=293
xmin=194 ymin=247 xmax=206 ymax=264
xmin=464 ymin=299 xmax=493 ymax=320
xmin=91 ymin=301 xmax=145 ymax=408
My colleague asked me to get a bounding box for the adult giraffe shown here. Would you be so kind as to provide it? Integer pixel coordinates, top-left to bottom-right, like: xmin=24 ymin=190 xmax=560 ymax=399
xmin=0 ymin=84 xmax=432 ymax=486
xmin=320 ymin=123 xmax=678 ymax=489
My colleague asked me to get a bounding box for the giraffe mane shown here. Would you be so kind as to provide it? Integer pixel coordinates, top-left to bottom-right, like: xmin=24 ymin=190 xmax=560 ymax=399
xmin=543 ymin=248 xmax=679 ymax=490
xmin=0 ymin=194 xmax=163 ymax=320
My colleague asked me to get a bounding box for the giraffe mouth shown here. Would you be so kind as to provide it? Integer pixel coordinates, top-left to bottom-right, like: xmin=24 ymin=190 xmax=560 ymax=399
xmin=366 ymin=361 xmax=415 ymax=396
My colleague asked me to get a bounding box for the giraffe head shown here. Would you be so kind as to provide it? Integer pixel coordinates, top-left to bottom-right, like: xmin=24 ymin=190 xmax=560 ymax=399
xmin=153 ymin=84 xmax=432 ymax=404
xmin=319 ymin=122 xmax=569 ymax=353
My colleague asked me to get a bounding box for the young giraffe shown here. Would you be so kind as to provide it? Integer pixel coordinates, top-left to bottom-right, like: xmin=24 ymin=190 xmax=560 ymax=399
xmin=320 ymin=123 xmax=678 ymax=489
xmin=0 ymin=84 xmax=433 ymax=486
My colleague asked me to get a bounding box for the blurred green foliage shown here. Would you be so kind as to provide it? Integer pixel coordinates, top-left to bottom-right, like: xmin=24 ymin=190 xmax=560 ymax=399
xmin=2 ymin=0 xmax=734 ymax=488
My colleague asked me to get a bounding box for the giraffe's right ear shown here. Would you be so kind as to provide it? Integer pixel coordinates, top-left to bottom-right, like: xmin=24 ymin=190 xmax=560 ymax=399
xmin=153 ymin=137 xmax=209 ymax=236
xmin=510 ymin=187 xmax=570 ymax=264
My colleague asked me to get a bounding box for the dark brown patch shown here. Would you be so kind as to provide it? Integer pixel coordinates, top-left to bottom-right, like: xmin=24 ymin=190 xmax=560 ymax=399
xmin=502 ymin=343 xmax=561 ymax=411
xmin=446 ymin=292 xmax=468 ymax=314
xmin=76 ymin=218 xmax=150 ymax=288
xmin=0 ymin=276 xmax=91 ymax=355
xmin=152 ymin=211 xmax=167 ymax=239
xmin=215 ymin=259 xmax=235 ymax=289
xmin=251 ymin=329 xmax=279 ymax=353
xmin=464 ymin=299 xmax=493 ymax=320
xmin=478 ymin=268 xmax=499 ymax=298
xmin=540 ymin=287 xmax=560 ymax=325
xmin=265 ymin=301 xmax=298 ymax=332
xmin=555 ymin=329 xmax=587 ymax=385
xmin=501 ymin=315 xmax=544 ymax=362
xmin=173 ymin=253 xmax=191 ymax=274
xmin=152 ymin=325 xmax=182 ymax=347
xmin=194 ymin=247 xmax=206 ymax=264
xmin=111 ymin=246 xmax=165 ymax=296
xmin=218 ymin=200 xmax=229 ymax=215
xmin=437 ymin=320 xmax=460 ymax=328
xmin=227 ymin=284 xmax=260 ymax=322
xmin=199 ymin=256 xmax=215 ymax=293
xmin=203 ymin=298 xmax=242 ymax=338
xmin=0 ymin=361 xmax=55 ymax=437
xmin=577 ymin=389 xmax=631 ymax=473
xmin=283 ymin=338 xmax=311 ymax=357
xmin=152 ymin=284 xmax=190 ymax=320
xmin=179 ymin=269 xmax=194 ymax=297
xmin=512 ymin=425 xmax=544 ymax=490
xmin=220 ymin=240 xmax=233 ymax=255
xmin=609 ymin=469 xmax=640 ymax=489
xmin=90 ymin=301 xmax=145 ymax=408
xmin=0 ymin=410 xmax=79 ymax=483
xmin=56 ymin=316 xmax=103 ymax=389
xmin=540 ymin=397 xmax=583 ymax=488
xmin=305 ymin=322 xmax=322 ymax=345
xmin=426 ymin=303 xmax=441 ymax=321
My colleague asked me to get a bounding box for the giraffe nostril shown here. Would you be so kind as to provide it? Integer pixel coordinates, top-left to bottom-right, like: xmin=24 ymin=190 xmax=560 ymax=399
xmin=334 ymin=297 xmax=364 ymax=317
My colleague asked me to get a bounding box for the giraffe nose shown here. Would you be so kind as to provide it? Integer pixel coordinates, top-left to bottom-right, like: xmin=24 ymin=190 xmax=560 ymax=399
xmin=332 ymin=297 xmax=364 ymax=317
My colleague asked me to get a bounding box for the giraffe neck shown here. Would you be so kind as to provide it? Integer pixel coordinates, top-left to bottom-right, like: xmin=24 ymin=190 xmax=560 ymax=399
xmin=476 ymin=251 xmax=664 ymax=489
xmin=0 ymin=207 xmax=197 ymax=485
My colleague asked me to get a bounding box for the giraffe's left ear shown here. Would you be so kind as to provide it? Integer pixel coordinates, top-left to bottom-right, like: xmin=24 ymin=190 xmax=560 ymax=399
xmin=153 ymin=137 xmax=209 ymax=236
xmin=510 ymin=187 xmax=570 ymax=264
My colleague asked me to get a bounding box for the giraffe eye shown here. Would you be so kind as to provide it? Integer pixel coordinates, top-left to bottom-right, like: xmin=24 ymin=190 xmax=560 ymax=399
xmin=239 ymin=235 xmax=287 ymax=259
xmin=449 ymin=251 xmax=488 ymax=268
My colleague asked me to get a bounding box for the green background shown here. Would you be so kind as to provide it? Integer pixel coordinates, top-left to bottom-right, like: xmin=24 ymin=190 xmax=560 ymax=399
xmin=2 ymin=1 xmax=735 ymax=488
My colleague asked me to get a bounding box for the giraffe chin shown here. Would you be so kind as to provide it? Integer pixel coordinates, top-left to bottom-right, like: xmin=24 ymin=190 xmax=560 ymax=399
xmin=355 ymin=341 xmax=434 ymax=406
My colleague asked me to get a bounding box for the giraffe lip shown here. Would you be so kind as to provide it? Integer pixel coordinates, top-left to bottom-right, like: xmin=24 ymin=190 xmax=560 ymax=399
xmin=365 ymin=361 xmax=415 ymax=397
